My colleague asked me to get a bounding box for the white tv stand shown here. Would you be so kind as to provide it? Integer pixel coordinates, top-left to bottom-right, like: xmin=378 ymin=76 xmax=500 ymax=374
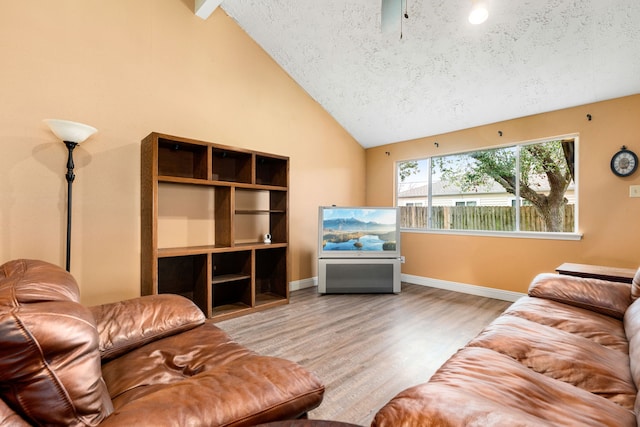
xmin=317 ymin=257 xmax=401 ymax=294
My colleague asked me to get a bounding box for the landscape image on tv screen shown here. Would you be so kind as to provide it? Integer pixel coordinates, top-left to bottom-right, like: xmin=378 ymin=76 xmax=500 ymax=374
xmin=321 ymin=207 xmax=397 ymax=252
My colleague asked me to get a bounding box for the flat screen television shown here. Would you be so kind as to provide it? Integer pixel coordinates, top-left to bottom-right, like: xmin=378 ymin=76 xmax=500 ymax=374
xmin=318 ymin=206 xmax=401 ymax=258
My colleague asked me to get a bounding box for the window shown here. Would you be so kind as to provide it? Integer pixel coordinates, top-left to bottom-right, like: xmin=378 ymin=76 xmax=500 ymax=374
xmin=455 ymin=201 xmax=477 ymax=207
xmin=396 ymin=137 xmax=577 ymax=236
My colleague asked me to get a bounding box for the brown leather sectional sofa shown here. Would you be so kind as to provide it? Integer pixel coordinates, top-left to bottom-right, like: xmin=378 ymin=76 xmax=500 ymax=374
xmin=0 ymin=259 xmax=324 ymax=426
xmin=372 ymin=270 xmax=640 ymax=426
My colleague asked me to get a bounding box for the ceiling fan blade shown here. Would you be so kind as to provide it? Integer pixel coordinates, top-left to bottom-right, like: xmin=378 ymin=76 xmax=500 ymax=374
xmin=381 ymin=0 xmax=406 ymax=33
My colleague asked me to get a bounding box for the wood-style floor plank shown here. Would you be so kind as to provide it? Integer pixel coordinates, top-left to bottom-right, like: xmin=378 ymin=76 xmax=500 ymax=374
xmin=217 ymin=283 xmax=512 ymax=426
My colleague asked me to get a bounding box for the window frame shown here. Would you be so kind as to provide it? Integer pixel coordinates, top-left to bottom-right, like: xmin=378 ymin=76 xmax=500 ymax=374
xmin=395 ymin=134 xmax=582 ymax=241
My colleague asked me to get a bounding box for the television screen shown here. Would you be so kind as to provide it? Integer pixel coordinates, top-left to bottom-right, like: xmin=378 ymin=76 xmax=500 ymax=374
xmin=318 ymin=206 xmax=400 ymax=258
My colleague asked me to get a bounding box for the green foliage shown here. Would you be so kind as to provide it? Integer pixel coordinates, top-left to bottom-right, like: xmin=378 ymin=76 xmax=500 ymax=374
xmin=434 ymin=141 xmax=571 ymax=194
xmin=398 ymin=161 xmax=420 ymax=182
xmin=434 ymin=147 xmax=518 ymax=193
xmin=521 ymin=141 xmax=569 ymax=186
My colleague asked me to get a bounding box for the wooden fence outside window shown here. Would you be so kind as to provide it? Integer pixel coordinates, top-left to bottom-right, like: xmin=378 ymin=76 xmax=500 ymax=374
xmin=400 ymin=205 xmax=575 ymax=232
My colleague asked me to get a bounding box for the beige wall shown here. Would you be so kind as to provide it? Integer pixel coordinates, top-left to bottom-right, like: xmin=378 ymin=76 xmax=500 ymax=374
xmin=366 ymin=95 xmax=640 ymax=294
xmin=0 ymin=1 xmax=365 ymax=305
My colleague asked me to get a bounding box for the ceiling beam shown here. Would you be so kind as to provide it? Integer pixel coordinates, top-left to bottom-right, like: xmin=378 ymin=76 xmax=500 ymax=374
xmin=195 ymin=0 xmax=223 ymax=19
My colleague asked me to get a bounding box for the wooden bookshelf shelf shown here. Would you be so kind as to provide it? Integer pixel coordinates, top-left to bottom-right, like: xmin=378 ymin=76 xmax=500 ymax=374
xmin=235 ymin=210 xmax=286 ymax=214
xmin=211 ymin=274 xmax=252 ymax=285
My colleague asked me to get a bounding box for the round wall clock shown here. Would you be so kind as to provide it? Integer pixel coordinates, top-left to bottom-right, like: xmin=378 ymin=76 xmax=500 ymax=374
xmin=610 ymin=146 xmax=638 ymax=177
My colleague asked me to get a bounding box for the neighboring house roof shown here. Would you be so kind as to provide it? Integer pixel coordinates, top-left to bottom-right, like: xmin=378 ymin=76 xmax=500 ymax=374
xmin=399 ymin=180 xmax=509 ymax=198
xmin=399 ymin=176 xmax=575 ymax=198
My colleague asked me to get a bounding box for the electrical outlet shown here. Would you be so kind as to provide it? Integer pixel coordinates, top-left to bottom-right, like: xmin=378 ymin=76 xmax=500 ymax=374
xmin=630 ymin=185 xmax=640 ymax=198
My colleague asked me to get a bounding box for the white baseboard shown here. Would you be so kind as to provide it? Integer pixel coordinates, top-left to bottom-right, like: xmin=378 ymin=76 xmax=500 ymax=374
xmin=289 ymin=277 xmax=317 ymax=292
xmin=290 ymin=274 xmax=525 ymax=302
xmin=401 ymin=273 xmax=525 ymax=302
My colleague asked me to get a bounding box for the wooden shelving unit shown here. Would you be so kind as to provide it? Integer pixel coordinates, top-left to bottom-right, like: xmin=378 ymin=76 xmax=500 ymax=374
xmin=141 ymin=132 xmax=289 ymax=321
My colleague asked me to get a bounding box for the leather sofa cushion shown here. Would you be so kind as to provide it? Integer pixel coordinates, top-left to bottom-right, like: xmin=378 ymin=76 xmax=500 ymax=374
xmin=468 ymin=313 xmax=635 ymax=409
xmin=372 ymin=346 xmax=636 ymax=427
xmin=90 ymin=294 xmax=205 ymax=361
xmin=99 ymin=322 xmax=325 ymax=426
xmin=529 ymin=273 xmax=632 ymax=319
xmin=0 ymin=259 xmax=113 ymax=426
xmin=505 ymin=297 xmax=629 ymax=353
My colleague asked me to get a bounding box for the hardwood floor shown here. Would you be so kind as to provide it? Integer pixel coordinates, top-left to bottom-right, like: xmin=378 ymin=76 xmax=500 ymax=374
xmin=216 ymin=283 xmax=512 ymax=426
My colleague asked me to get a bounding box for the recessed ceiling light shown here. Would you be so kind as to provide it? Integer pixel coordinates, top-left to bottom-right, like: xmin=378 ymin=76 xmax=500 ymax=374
xmin=469 ymin=0 xmax=489 ymax=25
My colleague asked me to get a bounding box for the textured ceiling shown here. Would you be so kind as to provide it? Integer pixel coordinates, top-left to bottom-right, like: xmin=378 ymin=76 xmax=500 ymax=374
xmin=221 ymin=0 xmax=640 ymax=148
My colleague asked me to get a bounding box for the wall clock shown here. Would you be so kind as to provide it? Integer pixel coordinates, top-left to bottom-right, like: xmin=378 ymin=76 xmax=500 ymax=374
xmin=610 ymin=146 xmax=638 ymax=177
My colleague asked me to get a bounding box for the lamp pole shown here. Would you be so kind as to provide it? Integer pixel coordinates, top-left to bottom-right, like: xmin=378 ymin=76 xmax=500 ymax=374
xmin=43 ymin=119 xmax=97 ymax=272
xmin=64 ymin=141 xmax=78 ymax=272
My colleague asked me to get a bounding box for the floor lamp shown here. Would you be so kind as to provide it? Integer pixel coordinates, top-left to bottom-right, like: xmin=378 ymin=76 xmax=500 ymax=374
xmin=44 ymin=119 xmax=97 ymax=272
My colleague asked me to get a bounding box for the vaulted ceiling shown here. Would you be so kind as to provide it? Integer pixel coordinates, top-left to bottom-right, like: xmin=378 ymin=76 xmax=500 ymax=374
xmin=219 ymin=0 xmax=640 ymax=148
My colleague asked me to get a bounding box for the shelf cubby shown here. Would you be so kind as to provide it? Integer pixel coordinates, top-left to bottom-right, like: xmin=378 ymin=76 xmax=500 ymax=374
xmin=157 ymin=138 xmax=208 ymax=180
xmin=157 ymin=183 xmax=216 ymax=249
xmin=212 ymin=280 xmax=252 ymax=313
xmin=157 ymin=255 xmax=208 ymax=314
xmin=212 ymin=251 xmax=251 ymax=282
xmin=255 ymin=247 xmax=288 ymax=306
xmin=269 ymin=191 xmax=288 ymax=244
xmin=212 ymin=148 xmax=252 ymax=183
xmin=234 ymin=188 xmax=269 ymax=244
xmin=256 ymin=155 xmax=288 ymax=187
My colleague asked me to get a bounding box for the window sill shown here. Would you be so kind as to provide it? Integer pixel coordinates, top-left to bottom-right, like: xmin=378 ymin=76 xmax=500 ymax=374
xmin=400 ymin=228 xmax=583 ymax=241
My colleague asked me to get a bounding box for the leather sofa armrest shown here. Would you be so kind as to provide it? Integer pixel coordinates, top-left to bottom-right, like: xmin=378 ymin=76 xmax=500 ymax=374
xmin=89 ymin=294 xmax=206 ymax=361
xmin=528 ymin=273 xmax=632 ymax=319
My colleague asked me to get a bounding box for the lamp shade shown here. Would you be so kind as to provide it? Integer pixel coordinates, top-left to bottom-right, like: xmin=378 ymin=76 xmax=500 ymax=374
xmin=44 ymin=119 xmax=97 ymax=144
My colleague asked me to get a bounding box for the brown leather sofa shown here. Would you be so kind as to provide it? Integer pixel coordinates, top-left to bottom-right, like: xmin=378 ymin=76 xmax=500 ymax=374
xmin=0 ymin=259 xmax=324 ymax=426
xmin=373 ymin=270 xmax=640 ymax=426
